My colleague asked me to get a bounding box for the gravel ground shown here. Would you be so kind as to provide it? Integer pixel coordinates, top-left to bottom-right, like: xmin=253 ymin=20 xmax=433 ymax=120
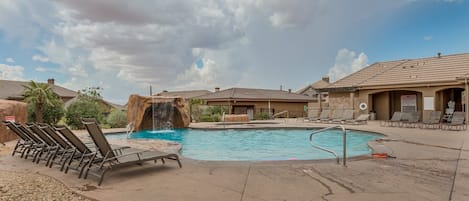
xmin=0 ymin=143 xmax=94 ymax=201
xmin=0 ymin=171 xmax=93 ymax=201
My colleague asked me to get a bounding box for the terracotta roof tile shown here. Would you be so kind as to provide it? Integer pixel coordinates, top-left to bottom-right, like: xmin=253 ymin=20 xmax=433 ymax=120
xmin=156 ymin=90 xmax=212 ymax=99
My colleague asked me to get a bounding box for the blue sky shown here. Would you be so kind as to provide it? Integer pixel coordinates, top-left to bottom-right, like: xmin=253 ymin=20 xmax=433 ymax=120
xmin=1 ymin=0 xmax=469 ymax=104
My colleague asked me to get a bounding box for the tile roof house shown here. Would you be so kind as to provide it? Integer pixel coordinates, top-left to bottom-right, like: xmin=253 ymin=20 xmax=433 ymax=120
xmin=0 ymin=78 xmax=124 ymax=111
xmin=320 ymin=52 xmax=469 ymax=122
xmin=196 ymin=87 xmax=314 ymax=119
xmin=0 ymin=79 xmax=77 ymax=102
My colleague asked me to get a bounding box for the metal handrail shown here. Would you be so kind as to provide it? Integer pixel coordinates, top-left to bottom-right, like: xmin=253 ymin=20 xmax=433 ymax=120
xmin=309 ymin=125 xmax=347 ymax=166
xmin=272 ymin=110 xmax=289 ymax=118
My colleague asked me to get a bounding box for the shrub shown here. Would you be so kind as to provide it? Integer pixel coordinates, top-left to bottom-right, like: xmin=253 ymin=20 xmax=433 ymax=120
xmin=255 ymin=112 xmax=271 ymax=120
xmin=106 ymin=110 xmax=127 ymax=128
xmin=198 ymin=106 xmax=227 ymax=122
xmin=199 ymin=113 xmax=221 ymax=122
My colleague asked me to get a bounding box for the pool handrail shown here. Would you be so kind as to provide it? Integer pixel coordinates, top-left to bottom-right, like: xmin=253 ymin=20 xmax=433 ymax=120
xmin=309 ymin=125 xmax=347 ymax=166
xmin=126 ymin=122 xmax=134 ymax=139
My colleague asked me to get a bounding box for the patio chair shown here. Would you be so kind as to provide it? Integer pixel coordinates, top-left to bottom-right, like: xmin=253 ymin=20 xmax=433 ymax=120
xmin=81 ymin=119 xmax=182 ymax=185
xmin=16 ymin=123 xmax=51 ymax=161
xmin=27 ymin=123 xmax=70 ymax=165
xmin=36 ymin=123 xmax=77 ymax=168
xmin=321 ymin=109 xmax=343 ymax=123
xmin=345 ymin=114 xmax=370 ymax=125
xmin=419 ymin=111 xmax=442 ymax=129
xmin=307 ymin=109 xmax=320 ymax=121
xmin=331 ymin=109 xmax=354 ymax=124
xmin=54 ymin=125 xmax=108 ymax=176
xmin=316 ymin=109 xmax=330 ymax=122
xmin=400 ymin=111 xmax=420 ymax=128
xmin=2 ymin=121 xmax=35 ymax=157
xmin=380 ymin=112 xmax=402 ymax=127
xmin=441 ymin=111 xmax=467 ymax=131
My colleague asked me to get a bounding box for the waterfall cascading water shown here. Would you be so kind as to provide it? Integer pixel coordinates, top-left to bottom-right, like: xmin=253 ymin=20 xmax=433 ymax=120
xmin=149 ymin=99 xmax=175 ymax=133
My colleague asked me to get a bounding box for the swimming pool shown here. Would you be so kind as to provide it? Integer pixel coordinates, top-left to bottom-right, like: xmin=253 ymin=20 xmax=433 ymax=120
xmin=108 ymin=129 xmax=382 ymax=161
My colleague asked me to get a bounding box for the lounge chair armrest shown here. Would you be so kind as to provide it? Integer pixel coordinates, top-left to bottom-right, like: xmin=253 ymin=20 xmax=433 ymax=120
xmin=102 ymin=151 xmax=150 ymax=162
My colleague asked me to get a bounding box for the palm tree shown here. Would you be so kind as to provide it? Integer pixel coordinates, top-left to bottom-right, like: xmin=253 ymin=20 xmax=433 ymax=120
xmin=23 ymin=80 xmax=56 ymax=123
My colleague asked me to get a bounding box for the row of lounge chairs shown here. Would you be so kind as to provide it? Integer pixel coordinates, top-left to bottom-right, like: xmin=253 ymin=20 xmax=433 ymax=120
xmin=2 ymin=119 xmax=181 ymax=185
xmin=308 ymin=109 xmax=369 ymax=125
xmin=380 ymin=111 xmax=467 ymax=130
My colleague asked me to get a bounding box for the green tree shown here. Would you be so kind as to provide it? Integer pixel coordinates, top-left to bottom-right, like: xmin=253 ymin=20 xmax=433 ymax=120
xmin=22 ymin=81 xmax=57 ymax=123
xmin=65 ymin=87 xmax=106 ymax=129
xmin=27 ymin=97 xmax=65 ymax=124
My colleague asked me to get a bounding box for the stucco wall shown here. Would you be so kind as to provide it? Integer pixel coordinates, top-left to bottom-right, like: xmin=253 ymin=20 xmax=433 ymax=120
xmin=329 ymin=83 xmax=468 ymax=121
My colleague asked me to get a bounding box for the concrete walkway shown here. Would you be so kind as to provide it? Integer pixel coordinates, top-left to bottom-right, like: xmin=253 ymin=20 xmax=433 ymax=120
xmin=0 ymin=120 xmax=468 ymax=201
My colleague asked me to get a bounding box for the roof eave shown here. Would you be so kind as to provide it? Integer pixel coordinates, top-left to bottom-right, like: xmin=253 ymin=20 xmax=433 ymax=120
xmin=318 ymin=87 xmax=358 ymax=93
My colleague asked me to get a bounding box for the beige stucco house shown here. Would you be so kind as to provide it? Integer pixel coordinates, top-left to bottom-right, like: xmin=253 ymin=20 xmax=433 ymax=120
xmin=196 ymin=87 xmax=314 ymax=119
xmin=321 ymin=52 xmax=469 ymax=123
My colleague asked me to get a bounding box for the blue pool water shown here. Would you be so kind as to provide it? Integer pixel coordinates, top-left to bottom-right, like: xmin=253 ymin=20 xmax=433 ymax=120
xmin=108 ymin=129 xmax=382 ymax=161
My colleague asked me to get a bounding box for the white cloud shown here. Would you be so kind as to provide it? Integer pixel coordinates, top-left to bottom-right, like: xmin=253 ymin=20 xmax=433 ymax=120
xmin=175 ymin=58 xmax=222 ymax=89
xmin=0 ymin=63 xmax=24 ymax=80
xmin=328 ymin=48 xmax=368 ymax=82
xmin=5 ymin=57 xmax=14 ymax=63
xmin=0 ymin=0 xmax=409 ymax=104
xmin=32 ymin=54 xmax=50 ymax=62
xmin=67 ymin=64 xmax=88 ymax=77
xmin=35 ymin=66 xmax=47 ymax=72
xmin=264 ymin=0 xmax=321 ymax=29
xmin=423 ymin=35 xmax=432 ymax=41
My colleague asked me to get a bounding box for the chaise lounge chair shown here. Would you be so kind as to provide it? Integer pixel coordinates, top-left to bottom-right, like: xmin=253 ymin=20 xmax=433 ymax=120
xmin=54 ymin=125 xmax=128 ymax=176
xmin=331 ymin=109 xmax=354 ymax=124
xmin=380 ymin=112 xmax=402 ymax=127
xmin=441 ymin=111 xmax=467 ymax=131
xmin=27 ymin=123 xmax=74 ymax=166
xmin=399 ymin=111 xmax=420 ymax=128
xmin=419 ymin=111 xmax=442 ymax=129
xmin=307 ymin=109 xmax=320 ymax=121
xmin=345 ymin=114 xmax=370 ymax=125
xmin=2 ymin=121 xmax=36 ymax=158
xmin=316 ymin=109 xmax=330 ymax=123
xmin=81 ymin=119 xmax=182 ymax=185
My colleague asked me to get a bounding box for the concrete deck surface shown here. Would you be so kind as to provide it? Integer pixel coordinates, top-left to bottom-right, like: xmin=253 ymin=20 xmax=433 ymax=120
xmin=0 ymin=120 xmax=468 ymax=201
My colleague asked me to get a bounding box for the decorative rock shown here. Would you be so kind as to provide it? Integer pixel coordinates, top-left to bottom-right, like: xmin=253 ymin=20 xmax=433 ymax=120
xmin=126 ymin=94 xmax=190 ymax=131
xmin=0 ymin=100 xmax=27 ymax=143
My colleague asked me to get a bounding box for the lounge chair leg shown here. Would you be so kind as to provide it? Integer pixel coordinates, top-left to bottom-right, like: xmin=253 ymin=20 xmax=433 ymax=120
xmin=161 ymin=158 xmax=165 ymax=164
xmin=12 ymin=140 xmax=20 ymax=156
xmin=98 ymin=169 xmax=109 ymax=186
xmin=176 ymin=157 xmax=182 ymax=168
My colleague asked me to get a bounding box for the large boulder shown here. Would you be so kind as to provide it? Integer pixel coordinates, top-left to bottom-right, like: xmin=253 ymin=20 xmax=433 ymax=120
xmin=127 ymin=94 xmax=190 ymax=131
xmin=0 ymin=100 xmax=27 ymax=143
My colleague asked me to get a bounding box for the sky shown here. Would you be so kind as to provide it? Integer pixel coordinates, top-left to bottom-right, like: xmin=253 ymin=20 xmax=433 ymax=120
xmin=1 ymin=0 xmax=469 ymax=104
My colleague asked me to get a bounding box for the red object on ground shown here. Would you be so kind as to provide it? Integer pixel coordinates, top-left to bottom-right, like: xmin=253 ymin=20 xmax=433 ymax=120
xmin=372 ymin=153 xmax=388 ymax=159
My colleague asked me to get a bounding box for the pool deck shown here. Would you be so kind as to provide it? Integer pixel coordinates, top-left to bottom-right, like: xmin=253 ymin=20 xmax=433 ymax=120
xmin=1 ymin=120 xmax=468 ymax=201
